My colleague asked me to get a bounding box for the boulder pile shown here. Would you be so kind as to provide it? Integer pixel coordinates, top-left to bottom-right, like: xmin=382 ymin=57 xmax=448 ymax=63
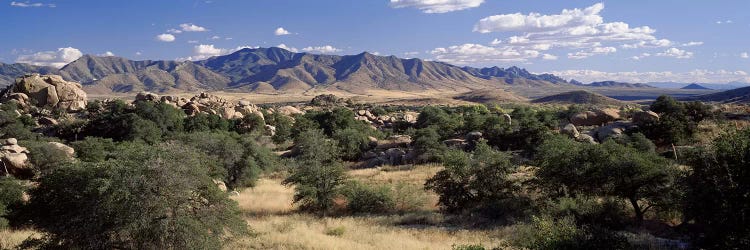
xmin=0 ymin=138 xmax=30 ymax=177
xmin=135 ymin=92 xmax=264 ymax=120
xmin=2 ymin=74 xmax=87 ymax=112
xmin=570 ymin=108 xmax=621 ymax=126
xmin=360 ymin=135 xmax=414 ymax=168
xmin=354 ymin=109 xmax=418 ymax=128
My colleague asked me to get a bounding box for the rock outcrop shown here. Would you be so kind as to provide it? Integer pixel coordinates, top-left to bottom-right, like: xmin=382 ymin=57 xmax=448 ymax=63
xmin=570 ymin=108 xmax=621 ymax=126
xmin=3 ymin=74 xmax=87 ymax=112
xmin=0 ymin=138 xmax=30 ymax=177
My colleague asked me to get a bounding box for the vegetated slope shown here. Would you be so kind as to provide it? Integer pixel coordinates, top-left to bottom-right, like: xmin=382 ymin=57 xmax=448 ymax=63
xmin=686 ymin=86 xmax=750 ymax=103
xmin=453 ymin=88 xmax=529 ymax=103
xmin=0 ymin=47 xmax=574 ymax=94
xmin=532 ymin=90 xmax=627 ymax=105
xmin=681 ymin=83 xmax=711 ymax=90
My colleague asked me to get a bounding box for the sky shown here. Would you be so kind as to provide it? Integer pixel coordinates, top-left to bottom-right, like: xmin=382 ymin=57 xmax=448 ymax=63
xmin=1 ymin=0 xmax=749 ymax=83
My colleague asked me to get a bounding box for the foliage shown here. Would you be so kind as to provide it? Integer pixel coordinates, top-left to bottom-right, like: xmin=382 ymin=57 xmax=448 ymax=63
xmin=0 ymin=104 xmax=35 ymax=140
xmin=24 ymin=142 xmax=247 ymax=249
xmin=283 ymin=129 xmax=346 ymax=214
xmin=184 ymin=113 xmax=231 ymax=132
xmin=132 ymin=101 xmax=185 ymax=135
xmin=71 ymin=137 xmax=117 ymax=162
xmin=412 ymin=126 xmax=447 ymax=163
xmin=535 ymin=135 xmax=678 ymax=223
xmin=511 ymin=215 xmax=631 ymax=250
xmin=425 ymin=141 xmax=520 ymax=215
xmin=642 ymin=95 xmax=715 ymax=145
xmin=682 ymin=128 xmax=750 ymax=249
xmin=391 ymin=182 xmax=428 ymax=213
xmin=234 ymin=113 xmax=265 ymax=134
xmin=268 ymin=112 xmax=294 ymax=144
xmin=0 ymin=177 xmax=25 ymax=229
xmin=324 ymin=226 xmax=346 ymax=237
xmin=341 ymin=181 xmax=395 ymax=214
xmin=22 ymin=140 xmax=74 ymax=176
xmin=333 ymin=128 xmax=371 ymax=161
xmin=415 ymin=106 xmax=462 ymax=139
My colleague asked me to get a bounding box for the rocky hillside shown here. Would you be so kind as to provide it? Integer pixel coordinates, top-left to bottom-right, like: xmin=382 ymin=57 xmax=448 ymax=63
xmin=0 ymin=47 xmax=572 ymax=94
xmin=532 ymin=90 xmax=627 ymax=106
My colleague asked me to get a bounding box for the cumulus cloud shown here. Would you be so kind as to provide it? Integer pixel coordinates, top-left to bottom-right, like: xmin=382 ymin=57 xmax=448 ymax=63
xmin=389 ymin=0 xmax=484 ymax=14
xmin=276 ymin=44 xmax=299 ymax=52
xmin=179 ymin=44 xmax=257 ymax=61
xmin=156 ymin=33 xmax=176 ymax=42
xmin=301 ymin=45 xmax=342 ymax=54
xmin=541 ymin=54 xmax=558 ymax=60
xmin=167 ymin=28 xmax=182 ymax=34
xmin=274 ymin=27 xmax=292 ymax=36
xmin=98 ymin=51 xmax=115 ymax=57
xmin=179 ymin=23 xmax=208 ymax=32
xmin=209 ymin=35 xmax=221 ymax=40
xmin=403 ymin=51 xmax=420 ymax=57
xmin=681 ymin=41 xmax=703 ymax=47
xmin=16 ymin=47 xmax=82 ymax=68
xmin=568 ymin=46 xmax=617 ymax=59
xmin=741 ymin=52 xmax=749 ymax=59
xmin=546 ymin=69 xmax=750 ymax=84
xmin=657 ymin=48 xmax=694 ymax=59
xmin=430 ymin=43 xmax=541 ymax=64
xmin=432 ymin=3 xmax=687 ymax=63
xmin=10 ymin=1 xmax=55 ymax=7
xmin=630 ymin=53 xmax=652 ymax=60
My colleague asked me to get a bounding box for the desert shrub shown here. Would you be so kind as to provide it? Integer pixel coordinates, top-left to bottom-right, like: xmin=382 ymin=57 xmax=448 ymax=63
xmin=333 ymin=128 xmax=371 ymax=161
xmin=304 ymin=108 xmax=364 ymax=136
xmin=341 ymin=181 xmax=394 ymax=214
xmin=234 ymin=113 xmax=265 ymax=134
xmin=416 ymin=106 xmax=462 ymax=139
xmin=412 ymin=126 xmax=447 ymax=163
xmin=283 ymin=129 xmax=346 ymax=214
xmin=132 ymin=101 xmax=185 ymax=135
xmin=22 ymin=140 xmax=73 ymax=176
xmin=512 ymin=215 xmax=631 ymax=250
xmin=267 ymin=112 xmax=294 ymax=144
xmin=184 ymin=113 xmax=231 ymax=132
xmin=0 ymin=104 xmax=35 ymax=140
xmin=290 ymin=115 xmax=319 ymax=140
xmin=24 ymin=142 xmax=247 ymax=249
xmin=642 ymin=95 xmax=715 ymax=145
xmin=543 ymin=196 xmax=630 ymax=230
xmin=370 ymin=106 xmax=387 ymax=116
xmin=682 ymin=128 xmax=750 ymax=249
xmin=0 ymin=177 xmax=25 ymax=229
xmin=71 ymin=137 xmax=117 ymax=162
xmin=324 ymin=226 xmax=346 ymax=236
xmin=426 ymin=141 xmax=521 ymax=215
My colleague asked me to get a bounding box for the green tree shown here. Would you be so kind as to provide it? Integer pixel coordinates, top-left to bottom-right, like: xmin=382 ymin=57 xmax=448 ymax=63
xmin=283 ymin=129 xmax=346 ymax=214
xmin=412 ymin=126 xmax=447 ymax=163
xmin=24 ymin=142 xmax=247 ymax=249
xmin=425 ymin=141 xmax=519 ymax=214
xmin=268 ymin=112 xmax=294 ymax=144
xmin=184 ymin=113 xmax=231 ymax=132
xmin=683 ymin=128 xmax=750 ymax=249
xmin=415 ymin=106 xmax=462 ymax=139
xmin=333 ymin=128 xmax=371 ymax=161
xmin=0 ymin=177 xmax=25 ymax=229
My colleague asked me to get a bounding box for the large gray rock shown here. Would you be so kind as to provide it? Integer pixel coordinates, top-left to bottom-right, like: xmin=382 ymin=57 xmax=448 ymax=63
xmin=561 ymin=124 xmax=580 ymax=138
xmin=570 ymin=108 xmax=621 ymax=126
xmin=48 ymin=142 xmax=75 ymax=159
xmin=595 ymin=122 xmax=635 ymax=142
xmin=7 ymin=74 xmax=87 ymax=112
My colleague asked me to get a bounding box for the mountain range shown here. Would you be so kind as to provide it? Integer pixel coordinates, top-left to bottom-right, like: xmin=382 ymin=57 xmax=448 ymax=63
xmin=0 ymin=47 xmax=588 ymax=94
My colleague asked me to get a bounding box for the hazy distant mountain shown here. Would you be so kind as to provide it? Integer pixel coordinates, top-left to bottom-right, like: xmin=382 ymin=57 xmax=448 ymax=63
xmin=648 ymin=82 xmax=749 ymax=90
xmin=681 ymin=83 xmax=711 ymax=90
xmin=0 ymin=47 xmax=598 ymax=94
xmin=532 ymin=90 xmax=627 ymax=106
xmin=577 ymin=81 xmax=655 ymax=88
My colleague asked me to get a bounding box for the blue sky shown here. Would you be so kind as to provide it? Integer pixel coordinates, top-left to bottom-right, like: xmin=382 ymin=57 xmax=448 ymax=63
xmin=1 ymin=0 xmax=749 ymax=83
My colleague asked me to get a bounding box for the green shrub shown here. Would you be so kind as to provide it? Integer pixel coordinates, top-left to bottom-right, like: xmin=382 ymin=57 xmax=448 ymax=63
xmin=341 ymin=181 xmax=394 ymax=214
xmin=0 ymin=177 xmax=25 ymax=229
xmin=184 ymin=113 xmax=231 ymax=132
xmin=324 ymin=226 xmax=346 ymax=237
xmin=391 ymin=182 xmax=428 ymax=213
xmin=71 ymin=137 xmax=117 ymax=162
xmin=512 ymin=216 xmax=630 ymax=250
xmin=22 ymin=140 xmax=74 ymax=176
xmin=333 ymin=128 xmax=371 ymax=161
xmin=24 ymin=142 xmax=247 ymax=249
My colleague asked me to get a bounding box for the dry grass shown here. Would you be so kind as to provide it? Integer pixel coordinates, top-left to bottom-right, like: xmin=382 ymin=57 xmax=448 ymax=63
xmin=229 ymin=165 xmax=513 ymax=249
xmin=0 ymin=229 xmax=39 ymax=249
xmin=230 ymin=213 xmax=510 ymax=250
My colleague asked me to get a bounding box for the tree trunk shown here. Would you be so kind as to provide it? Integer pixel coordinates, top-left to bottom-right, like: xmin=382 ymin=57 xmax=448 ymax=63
xmin=629 ymin=196 xmax=644 ymax=225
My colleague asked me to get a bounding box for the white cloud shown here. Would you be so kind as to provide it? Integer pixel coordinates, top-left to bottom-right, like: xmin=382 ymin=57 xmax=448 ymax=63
xmin=741 ymin=52 xmax=749 ymax=59
xmin=681 ymin=41 xmax=703 ymax=47
xmin=10 ymin=1 xmax=55 ymax=8
xmin=631 ymin=53 xmax=652 ymax=60
xmin=179 ymin=44 xmax=258 ymax=61
xmin=389 ymin=0 xmax=484 ymax=14
xmin=430 ymin=43 xmax=541 ymax=64
xmin=404 ymin=51 xmax=420 ymax=56
xmin=276 ymin=44 xmax=299 ymax=53
xmin=135 ymin=51 xmax=142 ymax=56
xmin=371 ymin=52 xmax=381 ymax=56
xmin=433 ymin=3 xmax=686 ymax=63
xmin=209 ymin=35 xmax=221 ymax=40
xmin=301 ymin=45 xmax=342 ymax=54
xmin=568 ymin=46 xmax=617 ymax=59
xmin=716 ymin=20 xmax=733 ymax=24
xmin=541 ymin=54 xmax=558 ymax=60
xmin=274 ymin=27 xmax=292 ymax=36
xmin=187 ymin=40 xmax=199 ymax=44
xmin=179 ymin=23 xmax=208 ymax=32
xmin=167 ymin=28 xmax=182 ymax=34
xmin=546 ymin=69 xmax=750 ymax=84
xmin=98 ymin=51 xmax=115 ymax=57
xmin=16 ymin=47 xmax=82 ymax=68
xmin=657 ymin=48 xmax=693 ymax=59
xmin=156 ymin=33 xmax=176 ymax=42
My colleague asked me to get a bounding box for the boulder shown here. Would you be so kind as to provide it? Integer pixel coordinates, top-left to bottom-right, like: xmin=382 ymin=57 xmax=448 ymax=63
xmin=265 ymin=125 xmax=276 ymax=136
xmin=376 ymin=135 xmax=412 ymax=149
xmin=561 ymin=124 xmax=580 ymax=138
xmin=213 ymin=179 xmax=228 ymax=192
xmin=633 ymin=111 xmax=659 ymax=125
xmin=571 ymin=109 xmax=620 ymax=126
xmin=48 ymin=142 xmax=75 ymax=158
xmin=385 ymin=148 xmax=407 ymax=165
xmin=595 ymin=122 xmax=634 ymax=142
xmin=38 ymin=117 xmax=58 ymax=126
xmin=465 ymin=131 xmax=483 ymax=141
xmin=277 ymin=106 xmax=303 ymax=116
xmin=4 ymin=138 xmax=18 ymax=145
xmin=502 ymin=114 xmax=512 ymax=125
xmin=6 ymin=74 xmax=87 ymax=112
xmin=595 ymin=108 xmax=621 ymax=122
xmin=576 ymin=134 xmax=598 ymax=144
xmin=1 ymin=152 xmax=30 ymax=177
xmin=403 ymin=113 xmax=417 ymax=123
xmin=443 ymin=139 xmax=468 ymax=149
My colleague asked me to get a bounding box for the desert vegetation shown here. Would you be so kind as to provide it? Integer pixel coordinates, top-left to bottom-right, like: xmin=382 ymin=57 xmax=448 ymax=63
xmin=0 ymin=74 xmax=748 ymax=249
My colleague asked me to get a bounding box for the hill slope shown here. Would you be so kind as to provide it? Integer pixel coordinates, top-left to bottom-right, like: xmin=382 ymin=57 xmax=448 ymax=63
xmin=532 ymin=90 xmax=627 ymax=106
xmin=681 ymin=83 xmax=711 ymax=90
xmin=453 ymin=89 xmax=529 ymax=103
xmin=687 ymin=86 xmax=750 ymax=103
